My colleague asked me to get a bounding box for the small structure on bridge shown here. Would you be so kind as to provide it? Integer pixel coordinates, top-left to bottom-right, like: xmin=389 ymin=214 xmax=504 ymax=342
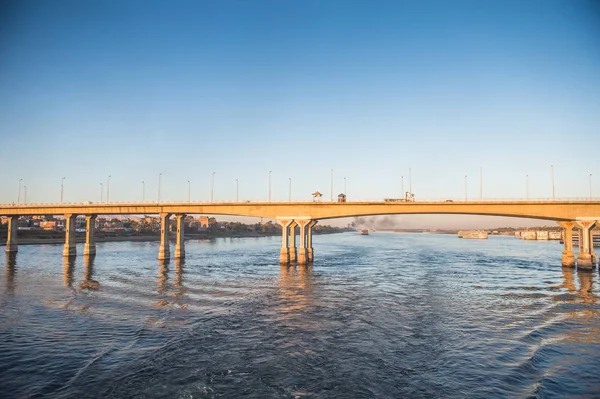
xmin=337 ymin=193 xmax=346 ymax=203
xmin=312 ymin=191 xmax=323 ymax=202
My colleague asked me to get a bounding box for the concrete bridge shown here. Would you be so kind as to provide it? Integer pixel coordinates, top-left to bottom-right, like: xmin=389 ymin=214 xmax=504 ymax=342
xmin=3 ymin=200 xmax=600 ymax=269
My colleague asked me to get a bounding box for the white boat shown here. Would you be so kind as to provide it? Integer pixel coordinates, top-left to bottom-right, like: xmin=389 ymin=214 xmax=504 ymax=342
xmin=458 ymin=230 xmax=488 ymax=239
xmin=548 ymin=231 xmax=562 ymax=240
xmin=536 ymin=231 xmax=549 ymax=240
xmin=521 ymin=231 xmax=537 ymax=240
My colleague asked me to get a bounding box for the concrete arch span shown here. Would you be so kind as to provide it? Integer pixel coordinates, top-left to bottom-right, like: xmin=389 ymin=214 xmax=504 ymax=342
xmin=2 ymin=200 xmax=600 ymax=221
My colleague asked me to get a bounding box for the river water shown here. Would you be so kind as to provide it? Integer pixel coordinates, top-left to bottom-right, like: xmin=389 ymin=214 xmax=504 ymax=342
xmin=1 ymin=232 xmax=599 ymax=398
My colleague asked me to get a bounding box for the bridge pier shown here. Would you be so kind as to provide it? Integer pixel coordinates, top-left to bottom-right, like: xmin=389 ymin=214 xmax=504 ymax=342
xmin=158 ymin=213 xmax=172 ymax=261
xmin=289 ymin=222 xmax=297 ymax=263
xmin=277 ymin=218 xmax=294 ymax=264
xmin=592 ymin=223 xmax=598 ymax=266
xmin=574 ymin=221 xmax=596 ymax=269
xmin=62 ymin=214 xmax=77 ymax=257
xmin=557 ymin=221 xmax=575 ymax=267
xmin=174 ymin=214 xmax=186 ymax=259
xmin=307 ymin=220 xmax=317 ymax=262
xmin=5 ymin=216 xmax=18 ymax=254
xmin=296 ymin=219 xmax=310 ymax=265
xmin=83 ymin=215 xmax=97 ymax=256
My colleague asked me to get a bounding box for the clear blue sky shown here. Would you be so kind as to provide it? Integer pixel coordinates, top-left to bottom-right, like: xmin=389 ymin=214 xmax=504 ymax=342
xmin=1 ymin=0 xmax=599 ymax=216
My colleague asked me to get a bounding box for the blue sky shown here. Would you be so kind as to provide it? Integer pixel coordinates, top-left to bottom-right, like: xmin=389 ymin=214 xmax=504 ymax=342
xmin=1 ymin=0 xmax=599 ymax=225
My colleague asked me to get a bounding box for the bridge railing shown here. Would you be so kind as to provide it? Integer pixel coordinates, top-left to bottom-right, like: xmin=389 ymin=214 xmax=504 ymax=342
xmin=1 ymin=197 xmax=599 ymax=207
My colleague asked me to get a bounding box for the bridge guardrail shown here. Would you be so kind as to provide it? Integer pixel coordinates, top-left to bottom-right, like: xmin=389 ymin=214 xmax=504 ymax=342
xmin=2 ymin=197 xmax=600 ymax=207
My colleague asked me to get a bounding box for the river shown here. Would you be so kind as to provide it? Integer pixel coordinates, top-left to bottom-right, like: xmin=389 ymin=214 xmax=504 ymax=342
xmin=1 ymin=232 xmax=599 ymax=398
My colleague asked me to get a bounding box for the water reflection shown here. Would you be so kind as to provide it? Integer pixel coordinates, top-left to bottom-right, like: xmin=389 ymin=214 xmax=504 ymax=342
xmin=157 ymin=259 xmax=169 ymax=295
xmin=79 ymin=255 xmax=100 ymax=291
xmin=278 ymin=265 xmax=314 ymax=316
xmin=62 ymin=256 xmax=76 ymax=288
xmin=174 ymin=258 xmax=186 ymax=297
xmin=577 ymin=270 xmax=596 ymax=304
xmin=5 ymin=252 xmax=17 ymax=295
xmin=560 ymin=266 xmax=576 ymax=292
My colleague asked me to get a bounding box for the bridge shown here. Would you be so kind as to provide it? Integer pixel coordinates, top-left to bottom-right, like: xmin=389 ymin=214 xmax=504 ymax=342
xmin=2 ymin=200 xmax=600 ymax=269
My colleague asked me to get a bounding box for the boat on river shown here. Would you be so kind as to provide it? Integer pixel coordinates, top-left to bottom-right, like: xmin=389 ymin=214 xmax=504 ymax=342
xmin=458 ymin=230 xmax=488 ymax=239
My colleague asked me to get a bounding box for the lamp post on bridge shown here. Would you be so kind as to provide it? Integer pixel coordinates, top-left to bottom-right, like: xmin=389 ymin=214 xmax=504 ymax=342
xmin=409 ymin=167 xmax=412 ymax=196
xmin=344 ymin=177 xmax=347 ymax=197
xmin=236 ymin=179 xmax=239 ymax=202
xmin=211 ymin=172 xmax=215 ymax=203
xmin=464 ymin=175 xmax=468 ymax=201
xmin=330 ymin=169 xmax=333 ymax=202
xmin=17 ymin=178 xmax=22 ymax=204
xmin=100 ymin=183 xmax=103 ymax=203
xmin=141 ymin=180 xmax=145 ymax=202
xmin=187 ymin=180 xmax=191 ymax=202
xmin=289 ymin=178 xmax=292 ymax=202
xmin=268 ymin=171 xmax=271 ymax=202
xmin=551 ymin=165 xmax=555 ymax=200
xmin=107 ymin=175 xmax=111 ymax=203
xmin=60 ymin=177 xmax=65 ymax=204
xmin=401 ymin=175 xmax=404 ymax=198
xmin=526 ymin=175 xmax=529 ymax=200
xmin=479 ymin=166 xmax=482 ymax=201
xmin=590 ymin=174 xmax=593 ymax=200
xmin=23 ymin=186 xmax=27 ymax=204
xmin=158 ymin=173 xmax=162 ymax=203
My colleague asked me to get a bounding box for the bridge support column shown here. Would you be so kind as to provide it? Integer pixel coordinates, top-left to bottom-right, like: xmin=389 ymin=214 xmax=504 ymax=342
xmin=83 ymin=215 xmax=97 ymax=256
xmin=307 ymin=220 xmax=318 ymax=262
xmin=557 ymin=221 xmax=575 ymax=267
xmin=575 ymin=221 xmax=596 ymax=270
xmin=289 ymin=222 xmax=297 ymax=263
xmin=174 ymin=214 xmax=186 ymax=259
xmin=296 ymin=219 xmax=310 ymax=265
xmin=5 ymin=216 xmax=18 ymax=254
xmin=277 ymin=218 xmax=294 ymax=264
xmin=62 ymin=214 xmax=77 ymax=257
xmin=586 ymin=226 xmax=597 ymax=266
xmin=158 ymin=213 xmax=172 ymax=261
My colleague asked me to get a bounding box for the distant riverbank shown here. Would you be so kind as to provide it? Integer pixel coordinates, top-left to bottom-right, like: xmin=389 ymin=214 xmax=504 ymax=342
xmin=7 ymin=230 xmax=349 ymax=246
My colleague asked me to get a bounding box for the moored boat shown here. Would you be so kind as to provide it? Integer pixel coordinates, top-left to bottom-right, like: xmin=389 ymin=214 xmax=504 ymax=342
xmin=458 ymin=230 xmax=488 ymax=239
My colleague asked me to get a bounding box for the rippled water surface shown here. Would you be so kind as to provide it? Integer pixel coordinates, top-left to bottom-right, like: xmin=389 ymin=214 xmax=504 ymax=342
xmin=1 ymin=233 xmax=600 ymax=398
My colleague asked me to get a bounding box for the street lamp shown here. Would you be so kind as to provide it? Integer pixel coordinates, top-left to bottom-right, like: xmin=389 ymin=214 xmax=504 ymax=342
xmin=23 ymin=186 xmax=27 ymax=203
xmin=211 ymin=172 xmax=215 ymax=202
xmin=289 ymin=178 xmax=292 ymax=202
xmin=464 ymin=175 xmax=468 ymax=201
xmin=17 ymin=179 xmax=22 ymax=204
xmin=344 ymin=177 xmax=347 ymax=196
xmin=187 ymin=180 xmax=191 ymax=202
xmin=107 ymin=175 xmax=111 ymax=203
xmin=401 ymin=175 xmax=404 ymax=198
xmin=551 ymin=165 xmax=555 ymax=199
xmin=590 ymin=174 xmax=593 ymax=200
xmin=268 ymin=171 xmax=271 ymax=202
xmin=100 ymin=183 xmax=103 ymax=203
xmin=141 ymin=180 xmax=145 ymax=202
xmin=236 ymin=179 xmax=239 ymax=202
xmin=158 ymin=173 xmax=162 ymax=203
xmin=526 ymin=174 xmax=529 ymax=200
xmin=409 ymin=167 xmax=412 ymax=195
xmin=479 ymin=166 xmax=482 ymax=201
xmin=330 ymin=169 xmax=333 ymax=201
xmin=60 ymin=177 xmax=65 ymax=203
